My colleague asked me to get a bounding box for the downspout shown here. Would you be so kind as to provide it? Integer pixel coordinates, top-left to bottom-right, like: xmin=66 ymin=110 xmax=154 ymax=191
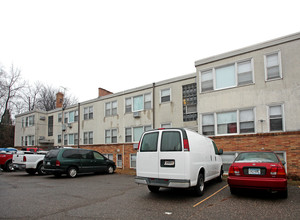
xmin=77 ymin=103 xmax=80 ymax=148
xmin=152 ymin=83 xmax=155 ymax=129
xmin=123 ymin=144 xmax=125 ymax=170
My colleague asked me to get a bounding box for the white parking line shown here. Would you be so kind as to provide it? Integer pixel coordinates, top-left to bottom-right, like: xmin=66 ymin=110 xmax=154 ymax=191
xmin=193 ymin=185 xmax=228 ymax=208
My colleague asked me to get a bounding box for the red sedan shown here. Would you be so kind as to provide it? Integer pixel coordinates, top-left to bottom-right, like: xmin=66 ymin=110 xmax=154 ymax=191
xmin=228 ymin=151 xmax=287 ymax=198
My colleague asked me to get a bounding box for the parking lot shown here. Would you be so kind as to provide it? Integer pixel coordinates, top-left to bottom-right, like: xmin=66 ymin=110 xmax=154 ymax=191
xmin=0 ymin=171 xmax=299 ymax=220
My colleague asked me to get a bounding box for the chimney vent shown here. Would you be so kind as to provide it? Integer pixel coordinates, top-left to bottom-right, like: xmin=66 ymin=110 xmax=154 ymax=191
xmin=56 ymin=92 xmax=64 ymax=108
xmin=98 ymin=88 xmax=113 ymax=97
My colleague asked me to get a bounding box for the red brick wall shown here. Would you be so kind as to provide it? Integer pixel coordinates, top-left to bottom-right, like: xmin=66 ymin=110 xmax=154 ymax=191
xmin=211 ymin=131 xmax=300 ymax=180
xmin=81 ymin=132 xmax=300 ymax=179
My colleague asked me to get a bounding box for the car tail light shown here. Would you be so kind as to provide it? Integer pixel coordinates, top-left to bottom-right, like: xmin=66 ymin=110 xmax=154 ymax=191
xmin=55 ymin=160 xmax=61 ymax=166
xmin=137 ymin=141 xmax=141 ymax=151
xmin=271 ymin=166 xmax=286 ymax=178
xmin=23 ymin=156 xmax=26 ymax=162
xmin=229 ymin=166 xmax=240 ymax=176
xmin=183 ymin=138 xmax=190 ymax=151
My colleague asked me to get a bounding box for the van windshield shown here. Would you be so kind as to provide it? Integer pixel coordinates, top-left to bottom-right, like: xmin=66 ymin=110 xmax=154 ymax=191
xmin=161 ymin=131 xmax=182 ymax=151
xmin=140 ymin=132 xmax=158 ymax=152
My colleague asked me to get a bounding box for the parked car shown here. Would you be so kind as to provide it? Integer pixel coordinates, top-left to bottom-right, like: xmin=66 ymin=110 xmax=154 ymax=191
xmin=0 ymin=148 xmax=17 ymax=171
xmin=227 ymin=151 xmax=288 ymax=198
xmin=135 ymin=128 xmax=223 ymax=196
xmin=43 ymin=148 xmax=116 ymax=178
xmin=13 ymin=151 xmax=48 ymax=175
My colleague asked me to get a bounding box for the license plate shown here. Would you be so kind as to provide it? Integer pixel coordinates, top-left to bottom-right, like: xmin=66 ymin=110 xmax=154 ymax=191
xmin=164 ymin=161 xmax=175 ymax=166
xmin=47 ymin=162 xmax=51 ymax=165
xmin=249 ymin=168 xmax=260 ymax=175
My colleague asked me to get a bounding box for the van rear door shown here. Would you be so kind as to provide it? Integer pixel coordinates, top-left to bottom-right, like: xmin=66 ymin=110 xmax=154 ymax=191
xmin=158 ymin=130 xmax=185 ymax=179
xmin=137 ymin=131 xmax=159 ymax=178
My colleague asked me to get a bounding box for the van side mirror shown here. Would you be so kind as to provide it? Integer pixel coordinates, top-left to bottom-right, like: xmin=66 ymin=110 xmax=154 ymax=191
xmin=218 ymin=149 xmax=223 ymax=155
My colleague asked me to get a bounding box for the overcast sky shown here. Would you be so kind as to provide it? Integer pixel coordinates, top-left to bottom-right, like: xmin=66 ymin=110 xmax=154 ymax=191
xmin=0 ymin=0 xmax=299 ymax=102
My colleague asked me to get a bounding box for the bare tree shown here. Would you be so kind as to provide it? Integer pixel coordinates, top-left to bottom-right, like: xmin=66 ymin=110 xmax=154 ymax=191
xmin=0 ymin=65 xmax=25 ymax=124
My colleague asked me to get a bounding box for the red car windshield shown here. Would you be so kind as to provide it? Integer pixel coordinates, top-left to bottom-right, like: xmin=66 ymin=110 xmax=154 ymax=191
xmin=235 ymin=152 xmax=279 ymax=163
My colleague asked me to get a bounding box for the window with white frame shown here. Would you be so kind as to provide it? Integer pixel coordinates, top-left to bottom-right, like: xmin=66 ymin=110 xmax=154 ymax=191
xmin=132 ymin=125 xmax=152 ymax=142
xmin=64 ymin=134 xmax=67 ymax=145
xmin=202 ymin=114 xmax=215 ymax=135
xmin=239 ymin=109 xmax=255 ymax=133
xmin=23 ymin=115 xmax=35 ymax=127
xmin=238 ymin=60 xmax=253 ymax=85
xmin=161 ymin=88 xmax=171 ymax=103
xmin=133 ymin=95 xmax=143 ymax=112
xmin=105 ymin=129 xmax=118 ymax=143
xmin=202 ymin=109 xmax=255 ymax=136
xmin=144 ymin=93 xmax=152 ymax=109
xmin=217 ymin=111 xmax=237 ymax=134
xmin=84 ymin=106 xmax=93 ymax=120
xmin=58 ymin=113 xmax=62 ymax=122
xmin=125 ymin=128 xmax=132 ymax=142
xmin=201 ymin=70 xmax=213 ymax=92
xmin=27 ymin=135 xmax=34 ymax=146
xmin=269 ymin=105 xmax=283 ymax=131
xmin=117 ymin=154 xmax=122 ymax=168
xmin=130 ymin=154 xmax=136 ymax=169
xmin=200 ymin=59 xmax=253 ymax=92
xmin=125 ymin=98 xmax=132 ymax=113
xmin=265 ymin=52 xmax=282 ymax=80
xmin=105 ymin=101 xmax=117 ymax=116
xmin=84 ymin=131 xmax=93 ymax=144
xmin=58 ymin=135 xmax=61 ymax=144
xmin=64 ymin=110 xmax=78 ymax=123
xmin=64 ymin=133 xmax=78 ymax=145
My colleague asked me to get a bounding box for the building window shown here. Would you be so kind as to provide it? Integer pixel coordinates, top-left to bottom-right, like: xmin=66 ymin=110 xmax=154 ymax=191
xmin=161 ymin=88 xmax=171 ymax=103
xmin=23 ymin=115 xmax=35 ymax=127
xmin=84 ymin=132 xmax=93 ymax=144
xmin=202 ymin=114 xmax=215 ymax=135
xmin=48 ymin=116 xmax=53 ymax=136
xmin=130 ymin=154 xmax=136 ymax=169
xmin=125 ymin=98 xmax=132 ymax=113
xmin=183 ymin=83 xmax=197 ymax=122
xmin=238 ymin=60 xmax=253 ymax=85
xmin=133 ymin=127 xmax=144 ymax=142
xmin=105 ymin=129 xmax=117 ymax=143
xmin=105 ymin=101 xmax=117 ymax=116
xmin=65 ymin=110 xmax=78 ymax=123
xmin=133 ymin=95 xmax=143 ymax=112
xmin=216 ymin=64 xmax=236 ymax=90
xmin=84 ymin=106 xmax=93 ymax=120
xmin=27 ymin=135 xmax=34 ymax=146
xmin=217 ymin=111 xmax=237 ymax=135
xmin=21 ymin=136 xmax=24 ymax=146
xmin=25 ymin=136 xmax=28 ymax=146
xmin=144 ymin=93 xmax=152 ymax=109
xmin=201 ymin=70 xmax=213 ymax=92
xmin=269 ymin=105 xmax=283 ymax=131
xmin=58 ymin=135 xmax=61 ymax=144
xmin=64 ymin=112 xmax=68 ymax=123
xmin=117 ymin=154 xmax=122 ymax=168
xmin=58 ymin=113 xmax=62 ymax=122
xmin=125 ymin=128 xmax=132 ymax=142
xmin=239 ymin=109 xmax=255 ymax=133
xmin=200 ymin=59 xmax=253 ymax=92
xmin=64 ymin=134 xmax=67 ymax=145
xmin=265 ymin=52 xmax=282 ymax=80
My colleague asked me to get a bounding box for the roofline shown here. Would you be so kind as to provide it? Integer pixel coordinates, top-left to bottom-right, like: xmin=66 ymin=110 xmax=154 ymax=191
xmin=194 ymin=32 xmax=300 ymax=67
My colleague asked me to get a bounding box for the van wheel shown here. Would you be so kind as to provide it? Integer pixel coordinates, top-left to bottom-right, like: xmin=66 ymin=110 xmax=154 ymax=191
xmin=195 ymin=173 xmax=204 ymax=196
xmin=107 ymin=165 xmax=114 ymax=174
xmin=67 ymin=167 xmax=78 ymax=178
xmin=148 ymin=185 xmax=160 ymax=193
xmin=37 ymin=163 xmax=46 ymax=175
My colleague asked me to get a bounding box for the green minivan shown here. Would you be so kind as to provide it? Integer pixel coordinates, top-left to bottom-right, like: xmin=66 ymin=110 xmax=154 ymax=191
xmin=43 ymin=148 xmax=116 ymax=178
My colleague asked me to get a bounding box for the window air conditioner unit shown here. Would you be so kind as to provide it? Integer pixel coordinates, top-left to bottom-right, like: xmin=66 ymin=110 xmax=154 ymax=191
xmin=39 ymin=136 xmax=45 ymax=140
xmin=67 ymin=123 xmax=72 ymax=128
xmin=40 ymin=116 xmax=46 ymax=121
xmin=133 ymin=111 xmax=140 ymax=118
xmin=62 ymin=124 xmax=67 ymax=131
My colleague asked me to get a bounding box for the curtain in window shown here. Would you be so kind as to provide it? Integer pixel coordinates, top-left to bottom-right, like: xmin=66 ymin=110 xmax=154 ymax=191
xmin=201 ymin=70 xmax=213 ymax=91
xmin=238 ymin=60 xmax=253 ymax=85
xmin=240 ymin=109 xmax=254 ymax=122
xmin=202 ymin=114 xmax=214 ymax=125
xmin=215 ymin=65 xmax=235 ymax=89
xmin=270 ymin=105 xmax=282 ymax=117
xmin=133 ymin=95 xmax=143 ymax=112
xmin=217 ymin=112 xmax=237 ymax=124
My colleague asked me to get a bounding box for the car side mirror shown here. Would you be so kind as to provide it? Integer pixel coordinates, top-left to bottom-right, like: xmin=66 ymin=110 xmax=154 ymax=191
xmin=218 ymin=149 xmax=223 ymax=155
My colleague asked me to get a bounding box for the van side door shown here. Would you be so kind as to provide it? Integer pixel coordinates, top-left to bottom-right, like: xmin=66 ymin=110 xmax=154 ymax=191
xmin=137 ymin=131 xmax=159 ymax=178
xmin=93 ymin=152 xmax=107 ymax=172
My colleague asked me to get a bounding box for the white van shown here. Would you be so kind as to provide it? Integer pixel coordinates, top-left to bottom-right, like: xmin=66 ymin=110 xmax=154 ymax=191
xmin=135 ymin=128 xmax=223 ymax=196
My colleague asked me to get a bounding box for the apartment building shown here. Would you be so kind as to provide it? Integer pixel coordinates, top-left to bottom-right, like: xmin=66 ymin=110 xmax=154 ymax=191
xmin=14 ymin=32 xmax=300 ymax=178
